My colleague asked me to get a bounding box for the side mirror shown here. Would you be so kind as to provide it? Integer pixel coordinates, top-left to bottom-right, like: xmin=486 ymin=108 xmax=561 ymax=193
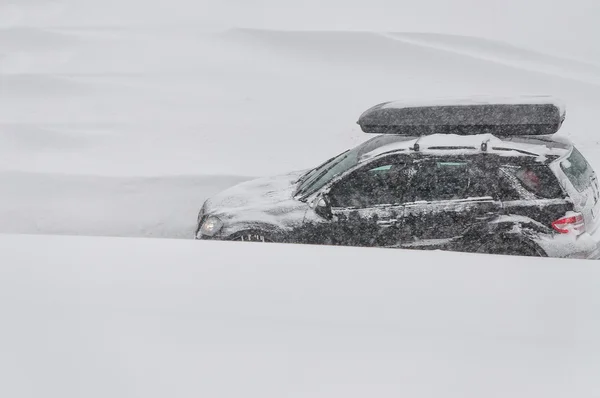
xmin=314 ymin=194 xmax=333 ymax=220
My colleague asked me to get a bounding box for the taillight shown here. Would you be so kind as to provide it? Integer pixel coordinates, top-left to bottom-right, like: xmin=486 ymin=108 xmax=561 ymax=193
xmin=551 ymin=212 xmax=585 ymax=235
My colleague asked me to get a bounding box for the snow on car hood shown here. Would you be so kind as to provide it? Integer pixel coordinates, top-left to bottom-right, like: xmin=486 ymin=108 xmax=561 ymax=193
xmin=202 ymin=170 xmax=310 ymax=234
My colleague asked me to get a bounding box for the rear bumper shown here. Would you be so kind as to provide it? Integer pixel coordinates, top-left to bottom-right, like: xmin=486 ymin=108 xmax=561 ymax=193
xmin=537 ymin=231 xmax=600 ymax=260
xmin=586 ymin=228 xmax=600 ymax=259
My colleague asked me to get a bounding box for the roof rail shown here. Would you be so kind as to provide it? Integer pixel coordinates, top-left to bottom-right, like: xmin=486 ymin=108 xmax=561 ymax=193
xmin=491 ymin=147 xmax=539 ymax=156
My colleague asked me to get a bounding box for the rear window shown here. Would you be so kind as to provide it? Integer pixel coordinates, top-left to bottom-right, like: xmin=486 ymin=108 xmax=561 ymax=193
xmin=560 ymin=147 xmax=593 ymax=192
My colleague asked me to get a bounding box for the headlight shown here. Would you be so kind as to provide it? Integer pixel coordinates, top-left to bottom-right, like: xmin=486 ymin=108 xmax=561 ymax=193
xmin=198 ymin=216 xmax=223 ymax=237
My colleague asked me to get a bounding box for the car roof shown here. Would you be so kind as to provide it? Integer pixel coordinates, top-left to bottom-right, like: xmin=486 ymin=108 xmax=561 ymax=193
xmin=357 ymin=133 xmax=573 ymax=163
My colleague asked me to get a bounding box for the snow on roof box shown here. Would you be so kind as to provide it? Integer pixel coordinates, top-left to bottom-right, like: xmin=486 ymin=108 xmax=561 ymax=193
xmin=357 ymin=96 xmax=566 ymax=136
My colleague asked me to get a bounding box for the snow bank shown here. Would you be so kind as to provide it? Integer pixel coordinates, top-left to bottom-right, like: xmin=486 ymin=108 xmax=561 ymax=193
xmin=2 ymin=0 xmax=598 ymax=64
xmin=2 ymin=26 xmax=600 ymax=177
xmin=0 ymin=234 xmax=598 ymax=397
xmin=0 ymin=172 xmax=249 ymax=239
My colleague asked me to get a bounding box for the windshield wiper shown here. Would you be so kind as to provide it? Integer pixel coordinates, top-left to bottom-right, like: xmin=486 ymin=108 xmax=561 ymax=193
xmin=296 ymin=153 xmax=349 ymax=199
xmin=296 ymin=167 xmax=317 ymax=185
xmin=296 ymin=152 xmax=345 ymax=185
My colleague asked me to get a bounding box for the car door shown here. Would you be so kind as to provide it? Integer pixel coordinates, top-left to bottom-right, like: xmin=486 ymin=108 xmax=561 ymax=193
xmin=323 ymin=154 xmax=416 ymax=247
xmin=398 ymin=156 xmax=502 ymax=244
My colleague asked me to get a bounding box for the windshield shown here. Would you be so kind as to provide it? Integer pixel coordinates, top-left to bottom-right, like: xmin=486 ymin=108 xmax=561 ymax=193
xmin=295 ymin=148 xmax=360 ymax=198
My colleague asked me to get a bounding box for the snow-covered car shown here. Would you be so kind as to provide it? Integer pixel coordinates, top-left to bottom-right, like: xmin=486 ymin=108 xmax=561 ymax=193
xmin=195 ymin=97 xmax=600 ymax=258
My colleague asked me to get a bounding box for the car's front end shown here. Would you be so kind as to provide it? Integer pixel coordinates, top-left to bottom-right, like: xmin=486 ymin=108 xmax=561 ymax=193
xmin=194 ymin=170 xmax=310 ymax=241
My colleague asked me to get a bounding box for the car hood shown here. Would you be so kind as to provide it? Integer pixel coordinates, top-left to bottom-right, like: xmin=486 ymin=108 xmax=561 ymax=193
xmin=203 ymin=170 xmax=311 ymax=234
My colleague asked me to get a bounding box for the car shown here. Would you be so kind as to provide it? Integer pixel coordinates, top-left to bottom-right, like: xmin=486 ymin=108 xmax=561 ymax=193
xmin=195 ymin=96 xmax=600 ymax=258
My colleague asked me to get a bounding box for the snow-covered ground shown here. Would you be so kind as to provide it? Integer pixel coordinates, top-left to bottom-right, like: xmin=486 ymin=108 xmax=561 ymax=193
xmin=1 ymin=234 xmax=599 ymax=398
xmin=0 ymin=172 xmax=249 ymax=238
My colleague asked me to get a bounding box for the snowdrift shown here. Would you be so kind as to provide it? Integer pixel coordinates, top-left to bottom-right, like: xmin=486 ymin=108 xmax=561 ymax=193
xmin=0 ymin=172 xmax=249 ymax=239
xmin=0 ymin=234 xmax=599 ymax=397
xmin=2 ymin=26 xmax=600 ymax=177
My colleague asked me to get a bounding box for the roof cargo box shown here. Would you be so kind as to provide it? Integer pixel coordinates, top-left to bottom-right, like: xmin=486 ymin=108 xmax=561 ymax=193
xmin=357 ymin=96 xmax=566 ymax=136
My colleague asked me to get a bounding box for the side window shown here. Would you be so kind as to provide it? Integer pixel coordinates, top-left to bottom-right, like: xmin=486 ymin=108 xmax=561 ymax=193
xmin=328 ymin=157 xmax=413 ymax=208
xmin=499 ymin=164 xmax=564 ymax=199
xmin=560 ymin=147 xmax=593 ymax=192
xmin=406 ymin=160 xmax=495 ymax=202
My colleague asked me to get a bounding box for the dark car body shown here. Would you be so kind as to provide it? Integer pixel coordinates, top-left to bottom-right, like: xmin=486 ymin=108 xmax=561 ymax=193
xmin=195 ymin=99 xmax=600 ymax=258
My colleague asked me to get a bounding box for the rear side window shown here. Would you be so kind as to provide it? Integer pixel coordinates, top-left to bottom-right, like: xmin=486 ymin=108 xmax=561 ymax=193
xmin=560 ymin=147 xmax=593 ymax=192
xmin=499 ymin=164 xmax=564 ymax=200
